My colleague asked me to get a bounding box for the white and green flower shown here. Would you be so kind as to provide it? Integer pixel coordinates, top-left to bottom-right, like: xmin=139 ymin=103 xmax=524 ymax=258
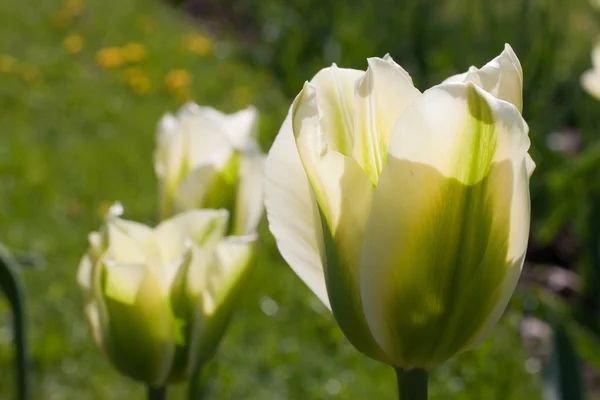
xmin=155 ymin=103 xmax=264 ymax=235
xmin=77 ymin=206 xmax=256 ymax=385
xmin=265 ymin=45 xmax=534 ymax=368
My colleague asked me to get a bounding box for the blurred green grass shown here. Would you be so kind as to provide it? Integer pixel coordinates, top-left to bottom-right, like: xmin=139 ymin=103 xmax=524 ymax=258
xmin=0 ymin=0 xmax=563 ymax=398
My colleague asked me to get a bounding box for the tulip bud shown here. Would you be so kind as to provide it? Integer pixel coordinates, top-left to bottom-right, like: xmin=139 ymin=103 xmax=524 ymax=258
xmin=77 ymin=206 xmax=257 ymax=385
xmin=155 ymin=103 xmax=265 ymax=235
xmin=265 ymin=44 xmax=533 ymax=368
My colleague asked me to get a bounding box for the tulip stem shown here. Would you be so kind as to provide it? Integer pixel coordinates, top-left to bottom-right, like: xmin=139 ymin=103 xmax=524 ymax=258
xmin=147 ymin=385 xmax=167 ymax=400
xmin=395 ymin=368 xmax=428 ymax=400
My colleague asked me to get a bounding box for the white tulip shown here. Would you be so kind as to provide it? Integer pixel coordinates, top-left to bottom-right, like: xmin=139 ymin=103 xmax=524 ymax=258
xmin=155 ymin=103 xmax=264 ymax=235
xmin=265 ymin=44 xmax=533 ymax=367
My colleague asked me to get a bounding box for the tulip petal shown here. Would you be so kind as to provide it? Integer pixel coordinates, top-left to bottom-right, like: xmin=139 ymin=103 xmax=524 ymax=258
xmin=155 ymin=104 xmax=237 ymax=218
xmin=87 ymin=231 xmax=104 ymax=262
xmin=443 ymin=44 xmax=523 ymax=111
xmin=155 ymin=113 xmax=181 ymax=182
xmin=103 ymin=261 xmax=150 ymax=305
xmin=204 ymin=235 xmax=257 ymax=314
xmin=172 ymin=163 xmax=218 ymax=211
xmin=77 ymin=254 xmax=93 ymax=293
xmin=232 ymin=153 xmax=265 ymax=235
xmin=222 ymin=106 xmax=259 ymax=148
xmin=78 ymin=254 xmax=111 ymax=354
xmin=443 ymin=66 xmax=478 ymax=84
xmin=194 ymin=235 xmax=257 ymax=364
xmin=353 ymin=56 xmax=421 ymax=182
xmin=360 ymin=83 xmax=530 ymax=368
xmin=105 ymin=218 xmax=155 ymax=265
xmin=172 ymin=153 xmax=240 ymax=220
xmin=101 ymin=261 xmax=177 ymax=385
xmin=264 ymin=113 xmax=330 ymax=307
xmin=166 ymin=246 xmax=201 ymax=381
xmin=386 ymin=83 xmax=530 ymax=184
xmin=84 ymin=301 xmax=106 ymax=351
xmin=154 ymin=209 xmax=229 ymax=289
xmin=309 ymin=65 xmax=364 ymax=155
xmin=465 ymin=157 xmax=530 ymax=350
xmin=581 ymin=69 xmax=600 ymax=100
xmin=292 ymin=82 xmax=374 ymax=234
xmin=174 ymin=236 xmax=258 ymax=370
xmin=155 ymin=209 xmax=229 ymax=258
xmin=155 ymin=104 xmax=233 ymax=188
xmin=526 ymin=153 xmax=536 ymax=177
xmin=176 ymin=103 xmax=234 ymax=167
xmin=292 ymin=82 xmax=389 ymax=361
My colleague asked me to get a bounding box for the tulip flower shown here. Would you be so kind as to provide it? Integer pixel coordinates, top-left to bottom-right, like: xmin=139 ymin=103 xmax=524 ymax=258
xmin=155 ymin=103 xmax=264 ymax=235
xmin=581 ymin=41 xmax=600 ymax=100
xmin=265 ymin=44 xmax=533 ymax=397
xmin=77 ymin=204 xmax=256 ymax=391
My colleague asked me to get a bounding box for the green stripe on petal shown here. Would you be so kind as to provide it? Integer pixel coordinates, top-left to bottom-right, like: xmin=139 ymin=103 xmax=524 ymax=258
xmin=443 ymin=44 xmax=523 ymax=112
xmin=310 ymin=65 xmax=364 ymax=156
xmin=458 ymin=84 xmax=497 ymax=185
xmin=353 ymin=56 xmax=420 ymax=183
xmin=385 ymin=83 xmax=529 ymax=184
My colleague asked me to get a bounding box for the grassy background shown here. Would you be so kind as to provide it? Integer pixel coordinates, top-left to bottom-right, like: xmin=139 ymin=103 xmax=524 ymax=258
xmin=1 ymin=0 xmax=598 ymax=398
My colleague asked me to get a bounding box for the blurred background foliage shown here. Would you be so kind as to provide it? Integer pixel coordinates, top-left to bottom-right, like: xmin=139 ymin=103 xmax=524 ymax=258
xmin=1 ymin=0 xmax=600 ymax=398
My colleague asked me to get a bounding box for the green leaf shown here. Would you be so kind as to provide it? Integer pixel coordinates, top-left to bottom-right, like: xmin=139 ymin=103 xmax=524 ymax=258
xmin=568 ymin=322 xmax=600 ymax=373
xmin=534 ymin=289 xmax=600 ymax=374
xmin=543 ymin=322 xmax=585 ymax=400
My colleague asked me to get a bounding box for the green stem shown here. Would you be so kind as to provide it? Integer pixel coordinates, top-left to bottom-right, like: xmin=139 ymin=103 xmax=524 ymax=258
xmin=0 ymin=245 xmax=29 ymax=400
xmin=147 ymin=385 xmax=167 ymax=400
xmin=188 ymin=361 xmax=213 ymax=400
xmin=395 ymin=368 xmax=428 ymax=400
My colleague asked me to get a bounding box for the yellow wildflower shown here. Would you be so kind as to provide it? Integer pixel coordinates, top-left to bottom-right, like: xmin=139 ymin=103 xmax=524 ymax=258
xmin=63 ymin=34 xmax=84 ymax=54
xmin=164 ymin=69 xmax=191 ymax=91
xmin=185 ymin=33 xmax=213 ymax=56
xmin=96 ymin=47 xmax=124 ymax=69
xmin=0 ymin=55 xmax=17 ymax=74
xmin=121 ymin=43 xmax=147 ymax=63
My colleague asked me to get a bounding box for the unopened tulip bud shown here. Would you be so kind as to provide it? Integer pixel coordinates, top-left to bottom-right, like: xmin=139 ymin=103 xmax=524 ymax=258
xmin=77 ymin=208 xmax=256 ymax=385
